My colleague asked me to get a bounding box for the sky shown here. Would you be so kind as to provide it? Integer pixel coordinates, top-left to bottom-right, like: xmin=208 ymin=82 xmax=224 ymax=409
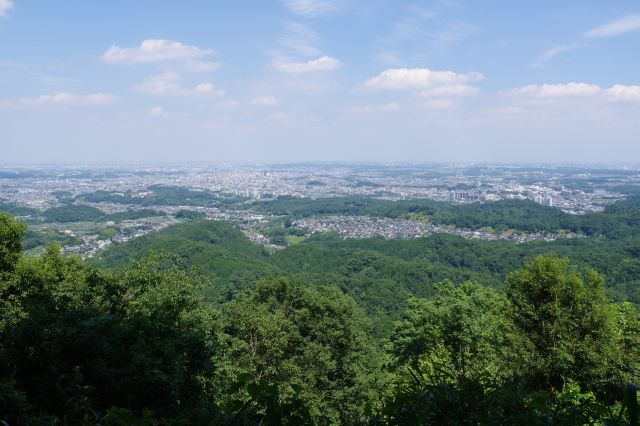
xmin=1 ymin=0 xmax=639 ymax=164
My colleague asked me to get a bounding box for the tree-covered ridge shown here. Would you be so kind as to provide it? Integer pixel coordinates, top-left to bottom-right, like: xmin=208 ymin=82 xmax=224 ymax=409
xmin=93 ymin=219 xmax=640 ymax=337
xmin=0 ymin=201 xmax=39 ymax=217
xmin=248 ymin=195 xmax=640 ymax=238
xmin=92 ymin=221 xmax=275 ymax=301
xmin=0 ymin=199 xmax=165 ymax=224
xmin=42 ymin=205 xmax=165 ymax=223
xmin=76 ymin=185 xmax=247 ymax=207
xmin=1 ymin=212 xmax=639 ymax=424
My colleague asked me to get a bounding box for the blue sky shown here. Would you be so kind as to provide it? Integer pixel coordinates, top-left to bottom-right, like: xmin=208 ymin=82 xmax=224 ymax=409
xmin=1 ymin=0 xmax=639 ymax=164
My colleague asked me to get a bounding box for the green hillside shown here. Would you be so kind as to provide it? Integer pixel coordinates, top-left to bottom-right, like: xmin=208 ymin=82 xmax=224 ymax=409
xmin=93 ymin=218 xmax=640 ymax=338
xmin=2 ymin=211 xmax=639 ymax=424
xmin=93 ymin=220 xmax=275 ymax=300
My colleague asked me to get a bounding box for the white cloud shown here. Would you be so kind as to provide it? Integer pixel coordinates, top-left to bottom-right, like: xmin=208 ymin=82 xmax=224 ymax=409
xmin=18 ymin=92 xmax=117 ymax=107
xmin=134 ymin=72 xmax=223 ymax=97
xmin=148 ymin=106 xmax=166 ymax=117
xmin=101 ymin=39 xmax=216 ymax=64
xmin=583 ymin=14 xmax=640 ymax=38
xmin=193 ymin=82 xmax=216 ymax=94
xmin=364 ymin=68 xmax=483 ymax=90
xmin=419 ymin=84 xmax=479 ymax=97
xmin=279 ymin=0 xmax=344 ymax=17
xmin=249 ymin=96 xmax=279 ymax=106
xmin=508 ymin=82 xmax=602 ymax=98
xmin=349 ymin=102 xmax=401 ymax=114
xmin=507 ymin=82 xmax=640 ymax=104
xmin=271 ymin=55 xmax=342 ymax=73
xmin=606 ymin=85 xmax=640 ymax=102
xmin=0 ymin=0 xmax=13 ymax=18
xmin=532 ymin=45 xmax=576 ymax=68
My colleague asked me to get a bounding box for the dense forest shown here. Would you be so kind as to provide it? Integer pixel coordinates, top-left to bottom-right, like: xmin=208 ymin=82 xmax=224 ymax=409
xmin=93 ymin=218 xmax=640 ymax=336
xmin=76 ymin=186 xmax=247 ymax=208
xmin=1 ymin=207 xmax=640 ymax=424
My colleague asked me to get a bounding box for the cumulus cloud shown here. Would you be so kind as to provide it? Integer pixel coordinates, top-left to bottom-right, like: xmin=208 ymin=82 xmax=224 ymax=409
xmin=509 ymin=82 xmax=602 ymax=98
xmin=101 ymin=39 xmax=219 ymax=73
xmin=349 ymin=102 xmax=401 ymax=114
xmin=271 ymin=55 xmax=342 ymax=73
xmin=249 ymin=96 xmax=279 ymax=106
xmin=0 ymin=0 xmax=13 ymax=18
xmin=16 ymin=92 xmax=117 ymax=107
xmin=279 ymin=0 xmax=345 ymax=17
xmin=606 ymin=84 xmax=640 ymax=102
xmin=508 ymin=82 xmax=640 ymax=103
xmin=134 ymin=72 xmax=224 ymax=97
xmin=364 ymin=68 xmax=484 ymax=90
xmin=583 ymin=14 xmax=640 ymax=38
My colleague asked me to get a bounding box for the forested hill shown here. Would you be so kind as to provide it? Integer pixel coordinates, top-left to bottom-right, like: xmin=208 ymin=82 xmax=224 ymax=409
xmin=1 ymin=211 xmax=639 ymax=424
xmin=93 ymin=221 xmax=275 ymax=299
xmin=93 ymin=219 xmax=640 ymax=338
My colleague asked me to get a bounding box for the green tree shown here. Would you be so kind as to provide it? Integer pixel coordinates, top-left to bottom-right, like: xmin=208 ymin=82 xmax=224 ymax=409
xmin=384 ymin=281 xmax=528 ymax=425
xmin=0 ymin=212 xmax=26 ymax=272
xmin=215 ymin=277 xmax=387 ymax=425
xmin=506 ymin=254 xmax=618 ymax=391
xmin=1 ymin=249 xmax=221 ymax=423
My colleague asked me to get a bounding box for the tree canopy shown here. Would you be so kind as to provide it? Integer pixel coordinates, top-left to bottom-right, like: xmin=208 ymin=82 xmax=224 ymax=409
xmin=0 ymin=212 xmax=638 ymax=424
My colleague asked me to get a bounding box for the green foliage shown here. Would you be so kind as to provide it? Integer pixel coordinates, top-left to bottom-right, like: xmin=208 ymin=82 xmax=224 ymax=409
xmin=263 ymin=224 xmax=306 ymax=246
xmin=216 ymin=278 xmax=388 ymax=424
xmin=383 ymin=282 xmax=528 ymax=425
xmin=0 ymin=200 xmax=39 ymax=217
xmin=23 ymin=228 xmax=83 ymax=250
xmin=92 ymin=220 xmax=275 ymax=301
xmin=77 ymin=185 xmax=248 ymax=207
xmin=2 ymin=212 xmax=640 ymax=424
xmin=98 ymin=226 xmax=120 ymax=240
xmin=43 ymin=204 xmax=107 ymax=222
xmin=175 ymin=209 xmax=206 ymax=220
xmin=391 ymin=281 xmax=527 ymax=388
xmin=506 ymin=255 xmax=618 ymax=390
xmin=382 ymin=255 xmax=639 ymax=425
xmin=0 ymin=248 xmax=221 ymax=423
xmin=94 ymin=218 xmax=640 ymax=340
xmin=0 ymin=212 xmax=26 ymax=272
xmin=102 ymin=209 xmax=165 ymax=222
xmin=43 ymin=205 xmax=164 ymax=223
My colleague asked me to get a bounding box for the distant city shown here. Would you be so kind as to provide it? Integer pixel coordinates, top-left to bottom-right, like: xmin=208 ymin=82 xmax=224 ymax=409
xmin=2 ymin=163 xmax=638 ymax=257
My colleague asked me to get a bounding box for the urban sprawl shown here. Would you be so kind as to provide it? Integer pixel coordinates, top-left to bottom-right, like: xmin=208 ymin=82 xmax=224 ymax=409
xmin=1 ymin=163 xmax=636 ymax=258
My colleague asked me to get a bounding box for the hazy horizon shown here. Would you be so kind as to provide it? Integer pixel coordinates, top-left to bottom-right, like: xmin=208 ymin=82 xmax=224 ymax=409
xmin=2 ymin=1 xmax=639 ymax=163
